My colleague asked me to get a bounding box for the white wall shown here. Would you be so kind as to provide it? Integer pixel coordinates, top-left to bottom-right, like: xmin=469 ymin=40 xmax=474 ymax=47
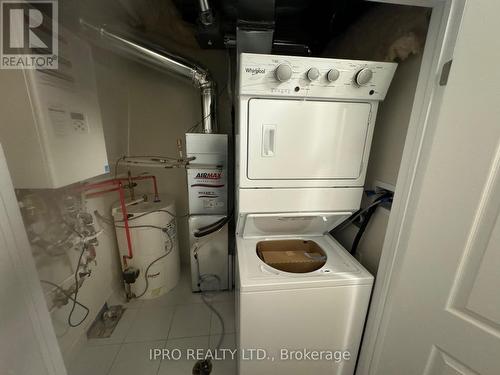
xmin=333 ymin=54 xmax=422 ymax=275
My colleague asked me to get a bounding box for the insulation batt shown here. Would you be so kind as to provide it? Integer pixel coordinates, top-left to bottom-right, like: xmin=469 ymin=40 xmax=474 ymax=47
xmin=322 ymin=4 xmax=431 ymax=62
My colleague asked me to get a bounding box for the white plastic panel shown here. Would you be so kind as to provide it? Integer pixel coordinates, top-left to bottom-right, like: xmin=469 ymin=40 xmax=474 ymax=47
xmin=247 ymin=99 xmax=371 ymax=180
xmin=238 ymin=53 xmax=398 ymax=100
xmin=241 ymin=212 xmax=352 ymax=238
xmin=237 ymin=187 xmax=363 ymax=214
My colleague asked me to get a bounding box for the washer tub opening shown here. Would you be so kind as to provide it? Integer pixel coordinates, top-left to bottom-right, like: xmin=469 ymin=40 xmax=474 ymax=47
xmin=256 ymin=239 xmax=327 ymax=273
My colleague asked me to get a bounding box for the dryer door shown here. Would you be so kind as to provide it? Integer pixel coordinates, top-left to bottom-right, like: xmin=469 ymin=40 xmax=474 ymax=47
xmin=247 ymin=99 xmax=372 ymax=180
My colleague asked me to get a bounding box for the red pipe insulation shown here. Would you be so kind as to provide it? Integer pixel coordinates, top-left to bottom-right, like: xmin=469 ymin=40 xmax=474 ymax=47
xmin=79 ymin=174 xmax=160 ymax=267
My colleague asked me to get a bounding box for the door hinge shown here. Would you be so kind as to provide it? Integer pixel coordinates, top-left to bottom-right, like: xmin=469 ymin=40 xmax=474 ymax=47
xmin=439 ymin=59 xmax=453 ymax=86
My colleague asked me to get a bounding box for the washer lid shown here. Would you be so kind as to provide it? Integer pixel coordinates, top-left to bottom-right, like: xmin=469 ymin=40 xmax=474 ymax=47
xmin=239 ymin=212 xmax=352 ymax=238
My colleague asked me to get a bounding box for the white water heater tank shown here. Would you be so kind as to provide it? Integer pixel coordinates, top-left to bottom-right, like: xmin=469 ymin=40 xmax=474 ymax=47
xmin=112 ymin=196 xmax=180 ymax=299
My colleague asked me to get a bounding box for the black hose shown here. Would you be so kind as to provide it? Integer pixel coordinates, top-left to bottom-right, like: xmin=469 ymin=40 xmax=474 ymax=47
xmin=350 ymin=192 xmax=393 ymax=256
xmin=194 ymin=214 xmax=231 ymax=238
xmin=350 ymin=205 xmax=377 ymax=255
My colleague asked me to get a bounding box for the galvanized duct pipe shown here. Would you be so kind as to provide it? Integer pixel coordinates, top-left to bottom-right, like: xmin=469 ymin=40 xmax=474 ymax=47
xmin=79 ymin=19 xmax=217 ymax=134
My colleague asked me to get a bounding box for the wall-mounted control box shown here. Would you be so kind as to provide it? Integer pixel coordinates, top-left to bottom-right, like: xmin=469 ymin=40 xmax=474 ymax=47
xmin=0 ymin=28 xmax=108 ymax=188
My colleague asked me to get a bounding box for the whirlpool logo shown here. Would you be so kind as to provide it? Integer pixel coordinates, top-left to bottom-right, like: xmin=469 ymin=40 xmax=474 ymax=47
xmin=245 ymin=67 xmax=265 ymax=75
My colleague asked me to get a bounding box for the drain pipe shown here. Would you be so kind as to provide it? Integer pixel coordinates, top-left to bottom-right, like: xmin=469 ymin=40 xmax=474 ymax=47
xmin=79 ymin=19 xmax=217 ymax=134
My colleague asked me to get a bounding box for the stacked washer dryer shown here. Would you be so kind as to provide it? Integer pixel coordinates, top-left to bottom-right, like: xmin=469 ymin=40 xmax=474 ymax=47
xmin=235 ymin=53 xmax=397 ymax=375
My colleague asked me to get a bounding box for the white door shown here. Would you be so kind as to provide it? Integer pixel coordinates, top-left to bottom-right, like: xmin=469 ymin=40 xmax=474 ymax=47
xmin=359 ymin=0 xmax=500 ymax=374
xmin=247 ymin=99 xmax=372 ymax=180
xmin=0 ymin=145 xmax=67 ymax=375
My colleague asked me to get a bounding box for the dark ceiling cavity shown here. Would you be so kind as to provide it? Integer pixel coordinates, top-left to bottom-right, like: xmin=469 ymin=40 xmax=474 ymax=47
xmin=172 ymin=0 xmax=374 ymax=55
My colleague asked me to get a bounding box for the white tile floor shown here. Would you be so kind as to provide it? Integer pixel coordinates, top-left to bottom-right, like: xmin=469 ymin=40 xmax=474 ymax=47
xmin=69 ymin=272 xmax=236 ymax=375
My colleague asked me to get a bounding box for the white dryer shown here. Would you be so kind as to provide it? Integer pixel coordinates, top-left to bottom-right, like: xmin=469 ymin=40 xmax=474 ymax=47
xmin=235 ymin=53 xmax=396 ymax=375
xmin=236 ymin=213 xmax=373 ymax=375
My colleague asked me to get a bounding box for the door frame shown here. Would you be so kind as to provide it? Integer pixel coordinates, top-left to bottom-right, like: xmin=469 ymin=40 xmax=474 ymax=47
xmin=0 ymin=144 xmax=67 ymax=375
xmin=357 ymin=0 xmax=466 ymax=373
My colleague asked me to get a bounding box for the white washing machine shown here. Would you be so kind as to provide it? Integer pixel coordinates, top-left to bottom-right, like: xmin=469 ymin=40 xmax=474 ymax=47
xmin=235 ymin=53 xmax=397 ymax=374
xmin=236 ymin=213 xmax=373 ymax=375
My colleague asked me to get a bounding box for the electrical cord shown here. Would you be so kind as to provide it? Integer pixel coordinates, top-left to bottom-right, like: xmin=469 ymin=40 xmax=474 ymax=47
xmin=94 ymin=210 xmax=174 ymax=231
xmin=192 ymin=231 xmax=226 ymax=375
xmin=67 ymin=243 xmax=90 ymax=327
xmin=134 ymin=228 xmax=174 ymax=299
xmin=192 ymin=225 xmax=226 ymax=350
xmin=39 ymin=279 xmax=90 ymax=315
xmin=39 ymin=242 xmax=91 ymax=328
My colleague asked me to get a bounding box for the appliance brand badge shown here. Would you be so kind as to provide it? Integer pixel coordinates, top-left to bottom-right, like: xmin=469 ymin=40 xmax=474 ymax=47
xmin=195 ymin=172 xmax=221 ymax=180
xmin=245 ymin=67 xmax=265 ymax=75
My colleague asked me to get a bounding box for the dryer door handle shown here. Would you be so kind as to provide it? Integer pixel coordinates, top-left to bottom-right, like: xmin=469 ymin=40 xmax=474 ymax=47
xmin=262 ymin=124 xmax=276 ymax=157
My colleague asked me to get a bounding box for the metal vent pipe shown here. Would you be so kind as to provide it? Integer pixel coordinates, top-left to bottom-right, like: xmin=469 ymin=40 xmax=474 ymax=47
xmin=80 ymin=19 xmax=217 ymax=134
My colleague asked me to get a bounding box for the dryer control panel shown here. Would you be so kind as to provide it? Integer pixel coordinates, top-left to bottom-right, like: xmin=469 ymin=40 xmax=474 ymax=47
xmin=238 ymin=53 xmax=397 ymax=100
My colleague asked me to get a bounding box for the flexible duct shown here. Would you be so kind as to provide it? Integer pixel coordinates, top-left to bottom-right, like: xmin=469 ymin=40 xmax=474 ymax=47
xmin=79 ymin=19 xmax=217 ymax=134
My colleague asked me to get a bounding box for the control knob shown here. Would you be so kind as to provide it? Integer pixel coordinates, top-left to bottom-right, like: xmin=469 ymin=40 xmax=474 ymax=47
xmin=275 ymin=64 xmax=293 ymax=82
xmin=355 ymin=68 xmax=373 ymax=86
xmin=307 ymin=67 xmax=320 ymax=81
xmin=327 ymin=69 xmax=340 ymax=82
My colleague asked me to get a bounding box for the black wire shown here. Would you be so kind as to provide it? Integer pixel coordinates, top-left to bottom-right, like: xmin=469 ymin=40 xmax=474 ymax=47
xmin=113 ymin=155 xmax=126 ymax=179
xmin=187 ymin=83 xmax=228 ymax=133
xmin=39 ymin=280 xmax=90 ymax=312
xmin=67 ymin=243 xmax=90 ymax=327
xmin=134 ymin=231 xmax=173 ymax=299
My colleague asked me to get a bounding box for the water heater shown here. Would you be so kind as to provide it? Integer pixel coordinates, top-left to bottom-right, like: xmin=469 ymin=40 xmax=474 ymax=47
xmin=112 ymin=197 xmax=180 ymax=299
xmin=0 ymin=27 xmax=108 ymax=188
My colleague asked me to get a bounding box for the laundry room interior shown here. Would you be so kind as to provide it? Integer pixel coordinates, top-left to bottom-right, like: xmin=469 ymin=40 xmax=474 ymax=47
xmin=0 ymin=0 xmax=464 ymax=374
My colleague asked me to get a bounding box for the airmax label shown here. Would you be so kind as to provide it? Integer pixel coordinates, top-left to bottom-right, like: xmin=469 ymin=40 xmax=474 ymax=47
xmin=195 ymin=172 xmax=222 ymax=179
xmin=245 ymin=67 xmax=266 ymax=75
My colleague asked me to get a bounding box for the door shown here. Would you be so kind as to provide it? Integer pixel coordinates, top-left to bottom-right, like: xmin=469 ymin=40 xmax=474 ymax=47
xmin=247 ymin=99 xmax=372 ymax=180
xmin=359 ymin=0 xmax=500 ymax=374
xmin=0 ymin=144 xmax=67 ymax=375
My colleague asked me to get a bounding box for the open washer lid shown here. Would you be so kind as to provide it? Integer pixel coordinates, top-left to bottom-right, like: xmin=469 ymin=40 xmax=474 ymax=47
xmin=238 ymin=211 xmax=352 ymax=238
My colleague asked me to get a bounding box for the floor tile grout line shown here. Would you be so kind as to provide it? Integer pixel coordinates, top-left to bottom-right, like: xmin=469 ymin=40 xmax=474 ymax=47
xmin=104 ymin=342 xmax=123 ymax=375
xmin=119 ymin=307 xmax=141 ymax=346
xmin=105 ymin=307 xmax=140 ymax=375
xmin=163 ymin=303 xmax=177 ymax=344
xmin=154 ymin=339 xmax=167 ymax=375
